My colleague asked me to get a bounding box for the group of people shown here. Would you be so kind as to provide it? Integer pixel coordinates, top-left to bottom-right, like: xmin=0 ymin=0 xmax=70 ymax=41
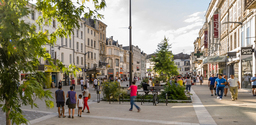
xmin=55 ymin=85 xmax=90 ymax=119
xmin=208 ymin=74 xmax=240 ymax=101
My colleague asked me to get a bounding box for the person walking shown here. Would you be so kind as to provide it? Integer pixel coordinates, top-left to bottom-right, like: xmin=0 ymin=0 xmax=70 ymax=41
xmin=58 ymin=80 xmax=62 ymax=87
xmin=71 ymin=78 xmax=75 ymax=90
xmin=208 ymin=74 xmax=217 ymax=96
xmin=199 ymin=75 xmax=203 ymax=85
xmin=85 ymin=77 xmax=89 ymax=89
xmin=250 ymin=74 xmax=256 ymax=96
xmin=94 ymin=78 xmax=98 ymax=90
xmin=55 ymin=86 xmax=65 ymax=118
xmin=80 ymin=78 xmax=84 ymax=91
xmin=177 ymin=77 xmax=183 ymax=86
xmin=66 ymin=86 xmax=77 ymax=119
xmin=118 ymin=77 xmax=121 ymax=87
xmin=215 ymin=74 xmax=227 ymax=100
xmin=82 ymin=85 xmax=90 ymax=113
xmin=228 ymin=75 xmax=240 ymax=101
xmin=77 ymin=94 xmax=83 ymax=117
xmin=223 ymin=75 xmax=229 ymax=97
xmin=243 ymin=74 xmax=250 ymax=88
xmin=185 ymin=77 xmax=192 ymax=93
xmin=128 ymin=81 xmax=140 ymax=112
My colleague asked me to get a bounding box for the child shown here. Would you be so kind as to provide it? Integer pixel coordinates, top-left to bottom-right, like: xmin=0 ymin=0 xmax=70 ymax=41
xmin=77 ymin=94 xmax=83 ymax=117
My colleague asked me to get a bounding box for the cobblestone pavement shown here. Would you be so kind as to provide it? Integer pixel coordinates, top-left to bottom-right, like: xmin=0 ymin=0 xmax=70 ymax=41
xmin=0 ymin=109 xmax=49 ymax=125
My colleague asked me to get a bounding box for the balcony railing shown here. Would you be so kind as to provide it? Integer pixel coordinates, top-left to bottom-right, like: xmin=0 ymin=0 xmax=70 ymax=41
xmin=245 ymin=0 xmax=256 ymax=9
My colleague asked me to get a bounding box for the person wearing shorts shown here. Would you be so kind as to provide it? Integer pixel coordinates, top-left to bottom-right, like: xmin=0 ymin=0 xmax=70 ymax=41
xmin=208 ymin=74 xmax=217 ymax=96
xmin=66 ymin=86 xmax=77 ymax=119
xmin=250 ymin=74 xmax=256 ymax=96
xmin=55 ymin=86 xmax=65 ymax=118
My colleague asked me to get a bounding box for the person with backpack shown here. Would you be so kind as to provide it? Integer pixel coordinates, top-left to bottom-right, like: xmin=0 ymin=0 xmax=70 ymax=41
xmin=82 ymin=85 xmax=90 ymax=113
xmin=55 ymin=86 xmax=65 ymax=118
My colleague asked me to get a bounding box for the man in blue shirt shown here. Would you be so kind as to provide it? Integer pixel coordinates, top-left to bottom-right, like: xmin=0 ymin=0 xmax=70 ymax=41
xmin=214 ymin=74 xmax=227 ymax=100
xmin=250 ymin=74 xmax=256 ymax=96
xmin=208 ymin=74 xmax=217 ymax=96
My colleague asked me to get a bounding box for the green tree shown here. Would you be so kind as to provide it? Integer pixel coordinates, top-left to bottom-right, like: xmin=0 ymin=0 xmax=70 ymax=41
xmin=151 ymin=37 xmax=179 ymax=79
xmin=0 ymin=0 xmax=106 ymax=124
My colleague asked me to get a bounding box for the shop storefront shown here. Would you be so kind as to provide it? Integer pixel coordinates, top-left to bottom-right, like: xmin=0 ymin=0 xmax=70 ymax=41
xmin=240 ymin=47 xmax=253 ymax=89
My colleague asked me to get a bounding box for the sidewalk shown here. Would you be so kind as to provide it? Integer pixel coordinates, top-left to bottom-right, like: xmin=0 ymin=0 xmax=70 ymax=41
xmin=20 ymin=80 xmax=256 ymax=125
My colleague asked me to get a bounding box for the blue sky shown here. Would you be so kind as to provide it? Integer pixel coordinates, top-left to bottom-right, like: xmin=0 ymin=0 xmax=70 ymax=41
xmin=99 ymin=0 xmax=211 ymax=54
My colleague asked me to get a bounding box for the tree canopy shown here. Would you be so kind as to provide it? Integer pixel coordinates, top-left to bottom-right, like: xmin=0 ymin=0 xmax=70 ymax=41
xmin=0 ymin=0 xmax=106 ymax=124
xmin=151 ymin=37 xmax=179 ymax=79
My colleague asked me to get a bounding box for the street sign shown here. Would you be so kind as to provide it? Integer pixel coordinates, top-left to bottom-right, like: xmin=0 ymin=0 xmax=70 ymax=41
xmin=241 ymin=47 xmax=253 ymax=55
xmin=194 ymin=51 xmax=203 ymax=58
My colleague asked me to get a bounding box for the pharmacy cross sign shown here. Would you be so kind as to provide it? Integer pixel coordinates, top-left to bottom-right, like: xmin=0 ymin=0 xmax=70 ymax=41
xmin=194 ymin=51 xmax=203 ymax=58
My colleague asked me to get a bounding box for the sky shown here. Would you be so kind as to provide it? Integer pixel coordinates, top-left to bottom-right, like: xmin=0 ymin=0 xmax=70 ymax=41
xmin=97 ymin=0 xmax=211 ymax=55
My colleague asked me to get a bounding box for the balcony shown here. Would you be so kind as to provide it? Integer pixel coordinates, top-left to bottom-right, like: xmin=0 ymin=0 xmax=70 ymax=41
xmin=245 ymin=0 xmax=256 ymax=9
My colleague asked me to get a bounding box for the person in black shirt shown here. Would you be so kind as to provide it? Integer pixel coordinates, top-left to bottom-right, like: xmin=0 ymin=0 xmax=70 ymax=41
xmin=55 ymin=86 xmax=65 ymax=118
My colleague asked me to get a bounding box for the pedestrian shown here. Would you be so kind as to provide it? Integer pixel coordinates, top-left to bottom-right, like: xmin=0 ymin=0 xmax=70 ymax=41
xmin=183 ymin=77 xmax=186 ymax=86
xmin=94 ymin=78 xmax=98 ymax=90
xmin=177 ymin=77 xmax=183 ymax=86
xmin=55 ymin=86 xmax=65 ymax=118
xmin=199 ymin=75 xmax=203 ymax=85
xmin=58 ymin=80 xmax=62 ymax=87
xmin=66 ymin=86 xmax=77 ymax=119
xmin=127 ymin=81 xmax=141 ymax=112
xmin=82 ymin=85 xmax=90 ymax=113
xmin=80 ymin=78 xmax=84 ymax=91
xmin=85 ymin=77 xmax=89 ymax=89
xmin=208 ymin=74 xmax=217 ymax=96
xmin=243 ymin=74 xmax=250 ymax=88
xmin=228 ymin=75 xmax=240 ymax=101
xmin=185 ymin=77 xmax=192 ymax=93
xmin=71 ymin=78 xmax=75 ymax=90
xmin=77 ymin=94 xmax=83 ymax=117
xmin=215 ymin=74 xmax=227 ymax=100
xmin=148 ymin=78 xmax=152 ymax=86
xmin=250 ymin=74 xmax=256 ymax=96
xmin=223 ymin=75 xmax=229 ymax=97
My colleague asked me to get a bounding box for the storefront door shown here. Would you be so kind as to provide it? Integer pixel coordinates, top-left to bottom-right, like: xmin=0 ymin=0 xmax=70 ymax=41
xmin=241 ymin=57 xmax=252 ymax=89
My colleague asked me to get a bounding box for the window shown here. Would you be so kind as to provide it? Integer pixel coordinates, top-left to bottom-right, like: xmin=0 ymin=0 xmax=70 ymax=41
xmin=88 ymin=53 xmax=90 ymax=59
xmin=81 ymin=43 xmax=83 ymax=52
xmin=115 ymin=59 xmax=119 ymax=67
xmin=88 ymin=63 xmax=90 ymax=68
xmin=91 ymin=53 xmax=93 ymax=59
xmin=109 ymin=41 xmax=111 ymax=45
xmin=234 ymin=32 xmax=237 ymax=49
xmin=100 ymin=33 xmax=102 ymax=39
xmin=230 ymin=35 xmax=233 ymax=50
xmin=77 ymin=42 xmax=79 ymax=51
xmin=241 ymin=27 xmax=245 ymax=47
xmin=81 ymin=23 xmax=83 ymax=28
xmin=103 ymin=34 xmax=105 ymax=40
xmin=94 ymin=32 xmax=95 ymax=36
xmin=81 ymin=31 xmax=83 ymax=39
xmin=91 ymin=40 xmax=93 ymax=47
xmin=88 ymin=39 xmax=90 ymax=46
xmin=81 ymin=57 xmax=83 ymax=65
xmin=61 ymin=37 xmax=63 ymax=46
xmin=65 ymin=38 xmax=67 ymax=46
xmin=53 ymin=20 xmax=56 ymax=28
xmin=108 ymin=48 xmax=112 ymax=55
xmin=246 ymin=27 xmax=250 ymax=46
xmin=108 ymin=59 xmax=113 ymax=68
xmin=69 ymin=54 xmax=72 ymax=64
xmin=94 ymin=41 xmax=96 ymax=48
xmin=31 ymin=11 xmax=35 ymax=20
xmin=77 ymin=56 xmax=79 ymax=65
xmin=69 ymin=39 xmax=71 ymax=48
xmin=94 ymin=53 xmax=96 ymax=59
xmin=88 ymin=28 xmax=89 ymax=33
xmin=77 ymin=30 xmax=79 ymax=37
xmin=91 ymin=30 xmax=93 ymax=35
xmin=61 ymin=53 xmax=64 ymax=62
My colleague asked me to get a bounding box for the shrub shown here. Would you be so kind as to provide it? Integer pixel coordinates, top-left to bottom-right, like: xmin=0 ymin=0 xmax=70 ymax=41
xmin=160 ymin=83 xmax=187 ymax=100
xmin=102 ymin=81 xmax=123 ymax=100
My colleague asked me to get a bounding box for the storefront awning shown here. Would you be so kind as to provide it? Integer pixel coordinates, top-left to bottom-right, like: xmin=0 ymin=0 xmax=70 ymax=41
xmin=203 ymin=56 xmax=227 ymax=64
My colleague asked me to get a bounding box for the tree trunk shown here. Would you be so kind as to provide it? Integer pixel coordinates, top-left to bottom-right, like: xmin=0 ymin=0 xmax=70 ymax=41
xmin=5 ymin=100 xmax=11 ymax=125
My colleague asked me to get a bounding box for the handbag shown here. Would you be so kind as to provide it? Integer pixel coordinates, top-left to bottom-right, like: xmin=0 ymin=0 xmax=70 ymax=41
xmin=88 ymin=93 xmax=91 ymax=99
xmin=66 ymin=91 xmax=70 ymax=105
xmin=192 ymin=83 xmax=195 ymax=85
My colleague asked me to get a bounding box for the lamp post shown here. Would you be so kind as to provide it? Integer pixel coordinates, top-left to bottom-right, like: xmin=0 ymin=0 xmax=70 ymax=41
xmin=83 ymin=51 xmax=92 ymax=84
xmin=129 ymin=0 xmax=132 ymax=86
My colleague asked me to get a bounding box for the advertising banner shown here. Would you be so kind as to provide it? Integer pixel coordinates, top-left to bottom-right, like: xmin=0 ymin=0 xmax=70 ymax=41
xmin=204 ymin=31 xmax=208 ymax=48
xmin=213 ymin=14 xmax=219 ymax=38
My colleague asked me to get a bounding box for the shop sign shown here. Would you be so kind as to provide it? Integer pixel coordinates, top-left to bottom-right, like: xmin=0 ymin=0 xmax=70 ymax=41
xmin=218 ymin=62 xmax=226 ymax=68
xmin=213 ymin=14 xmax=219 ymax=38
xmin=204 ymin=31 xmax=208 ymax=48
xmin=107 ymin=69 xmax=114 ymax=75
xmin=241 ymin=47 xmax=253 ymax=55
xmin=227 ymin=52 xmax=236 ymax=58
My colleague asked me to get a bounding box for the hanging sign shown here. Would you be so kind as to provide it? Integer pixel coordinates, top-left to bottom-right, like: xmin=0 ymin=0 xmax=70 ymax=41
xmin=213 ymin=14 xmax=219 ymax=38
xmin=241 ymin=47 xmax=253 ymax=55
xmin=204 ymin=31 xmax=208 ymax=48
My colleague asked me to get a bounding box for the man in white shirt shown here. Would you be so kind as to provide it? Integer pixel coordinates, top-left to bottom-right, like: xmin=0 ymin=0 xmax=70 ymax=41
xmin=228 ymin=75 xmax=240 ymax=101
xmin=117 ymin=77 xmax=121 ymax=87
xmin=94 ymin=78 xmax=98 ymax=90
xmin=85 ymin=78 xmax=89 ymax=89
xmin=80 ymin=78 xmax=84 ymax=91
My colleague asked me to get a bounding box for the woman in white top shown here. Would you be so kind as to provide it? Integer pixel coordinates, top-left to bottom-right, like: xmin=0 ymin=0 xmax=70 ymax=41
xmin=196 ymin=75 xmax=200 ymax=83
xmin=148 ymin=78 xmax=152 ymax=86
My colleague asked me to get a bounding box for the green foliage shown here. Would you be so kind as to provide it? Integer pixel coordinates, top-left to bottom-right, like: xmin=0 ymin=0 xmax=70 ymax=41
xmin=0 ymin=0 xmax=106 ymax=124
xmin=160 ymin=84 xmax=188 ymax=100
xmin=151 ymin=37 xmax=179 ymax=79
xmin=102 ymin=81 xmax=124 ymax=100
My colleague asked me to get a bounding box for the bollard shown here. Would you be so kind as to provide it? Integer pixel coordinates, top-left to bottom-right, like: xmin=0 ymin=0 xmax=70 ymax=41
xmin=166 ymin=93 xmax=168 ymax=106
